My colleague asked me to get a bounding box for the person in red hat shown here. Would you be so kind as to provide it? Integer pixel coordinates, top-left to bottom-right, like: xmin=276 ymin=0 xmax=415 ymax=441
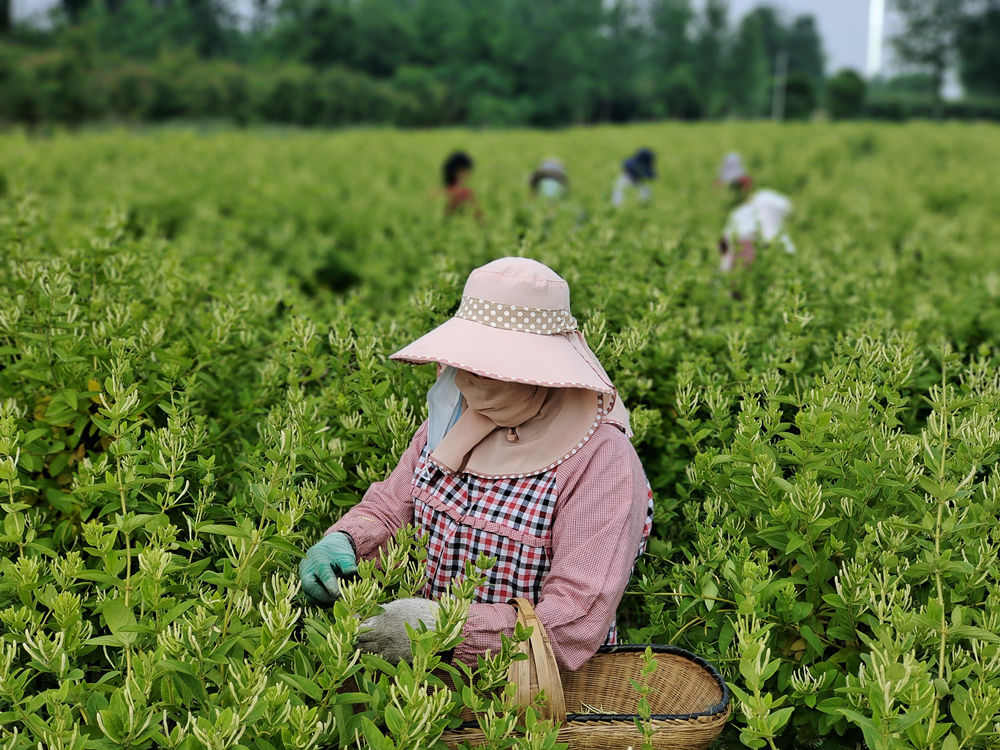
xmin=299 ymin=258 xmax=652 ymax=670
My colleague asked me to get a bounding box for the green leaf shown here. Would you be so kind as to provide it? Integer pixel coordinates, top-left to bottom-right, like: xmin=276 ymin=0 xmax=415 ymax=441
xmin=86 ymin=635 xmax=126 ymax=648
xmin=950 ymin=625 xmax=1000 ymax=643
xmin=198 ymin=524 xmax=251 ymax=539
xmin=384 ymin=704 xmax=405 ymax=737
xmin=102 ymin=599 xmax=138 ymax=646
xmin=835 ymin=707 xmax=879 ymax=735
xmin=799 ymin=624 xmax=824 ymax=655
xmin=278 ymin=673 xmax=323 ymax=701
xmin=701 ymin=578 xmax=719 ymax=611
xmin=358 ymin=717 xmax=394 ymax=750
xmin=768 ymin=706 xmax=794 ymax=733
xmin=44 ymin=488 xmax=76 ymax=513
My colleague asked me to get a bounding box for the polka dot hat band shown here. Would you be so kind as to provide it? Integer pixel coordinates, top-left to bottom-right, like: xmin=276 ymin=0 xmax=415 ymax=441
xmin=455 ymin=295 xmax=578 ymax=335
xmin=390 ymin=257 xmax=618 ymax=396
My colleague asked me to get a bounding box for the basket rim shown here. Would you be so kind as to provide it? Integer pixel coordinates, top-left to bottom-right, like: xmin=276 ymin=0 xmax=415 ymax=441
xmin=448 ymin=643 xmax=730 ymax=730
xmin=564 ymin=643 xmax=730 ymax=722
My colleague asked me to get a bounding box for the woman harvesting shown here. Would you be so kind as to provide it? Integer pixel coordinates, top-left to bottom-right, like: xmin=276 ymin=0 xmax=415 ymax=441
xmin=611 ymin=148 xmax=656 ymax=206
xmin=441 ymin=150 xmax=480 ymax=217
xmin=299 ymin=258 xmax=652 ymax=670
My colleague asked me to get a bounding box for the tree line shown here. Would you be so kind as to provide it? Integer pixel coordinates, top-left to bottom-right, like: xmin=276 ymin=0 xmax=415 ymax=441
xmin=1 ymin=0 xmax=999 ymax=127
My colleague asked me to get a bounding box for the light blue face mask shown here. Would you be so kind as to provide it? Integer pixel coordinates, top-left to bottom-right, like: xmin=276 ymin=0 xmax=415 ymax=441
xmin=426 ymin=366 xmax=463 ymax=451
xmin=538 ymin=177 xmax=566 ymax=199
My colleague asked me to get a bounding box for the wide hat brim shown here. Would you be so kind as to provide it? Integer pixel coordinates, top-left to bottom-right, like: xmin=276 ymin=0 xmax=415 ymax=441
xmin=530 ymin=169 xmax=568 ymax=188
xmin=390 ymin=317 xmax=615 ymax=395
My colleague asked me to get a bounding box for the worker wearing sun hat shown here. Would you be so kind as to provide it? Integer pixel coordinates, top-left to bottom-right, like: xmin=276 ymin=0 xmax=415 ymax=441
xmin=717 ymin=151 xmax=753 ymax=196
xmin=299 ymin=257 xmax=653 ymax=670
xmin=530 ymin=158 xmax=569 ymax=199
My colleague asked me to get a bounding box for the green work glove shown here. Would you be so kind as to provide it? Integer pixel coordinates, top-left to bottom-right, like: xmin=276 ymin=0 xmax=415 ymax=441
xmin=299 ymin=531 xmax=358 ymax=606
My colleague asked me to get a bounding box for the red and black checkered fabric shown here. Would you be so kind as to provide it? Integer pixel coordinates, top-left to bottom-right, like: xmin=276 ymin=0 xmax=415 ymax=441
xmin=412 ymin=446 xmax=654 ymax=644
xmin=413 ymin=447 xmax=559 ymax=602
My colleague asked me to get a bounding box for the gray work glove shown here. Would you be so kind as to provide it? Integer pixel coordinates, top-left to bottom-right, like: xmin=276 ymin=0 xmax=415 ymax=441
xmin=299 ymin=531 xmax=358 ymax=606
xmin=357 ymin=598 xmax=440 ymax=662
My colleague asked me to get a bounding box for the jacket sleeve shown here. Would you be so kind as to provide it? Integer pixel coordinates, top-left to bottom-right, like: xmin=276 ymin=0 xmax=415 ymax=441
xmin=454 ymin=425 xmax=649 ymax=671
xmin=327 ymin=423 xmax=427 ymax=560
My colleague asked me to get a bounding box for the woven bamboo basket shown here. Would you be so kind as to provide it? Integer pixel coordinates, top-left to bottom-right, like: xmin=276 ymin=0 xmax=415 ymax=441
xmin=441 ymin=598 xmax=730 ymax=750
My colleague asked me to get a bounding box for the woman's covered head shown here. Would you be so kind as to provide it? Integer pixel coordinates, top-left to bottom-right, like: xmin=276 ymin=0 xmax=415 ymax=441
xmin=443 ymin=151 xmax=474 ymax=187
xmin=454 ymin=370 xmax=548 ymax=427
xmin=623 ymin=148 xmax=656 ymax=181
xmin=530 ymin=158 xmax=569 ymax=198
xmin=718 ymin=152 xmax=752 ymax=198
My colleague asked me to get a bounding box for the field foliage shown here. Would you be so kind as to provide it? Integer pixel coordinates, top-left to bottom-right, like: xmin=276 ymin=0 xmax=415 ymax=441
xmin=1 ymin=123 xmax=999 ymax=750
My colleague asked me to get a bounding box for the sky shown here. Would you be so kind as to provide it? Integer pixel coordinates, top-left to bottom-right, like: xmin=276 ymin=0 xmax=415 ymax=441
xmin=13 ymin=0 xmax=888 ymax=77
xmin=719 ymin=0 xmax=878 ymax=75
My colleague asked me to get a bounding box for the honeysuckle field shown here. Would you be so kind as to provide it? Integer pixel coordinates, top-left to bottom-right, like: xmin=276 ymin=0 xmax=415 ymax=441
xmin=1 ymin=122 xmax=999 ymax=750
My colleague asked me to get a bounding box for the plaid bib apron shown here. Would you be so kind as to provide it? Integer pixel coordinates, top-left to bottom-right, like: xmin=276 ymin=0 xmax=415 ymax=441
xmin=412 ymin=444 xmax=653 ymax=644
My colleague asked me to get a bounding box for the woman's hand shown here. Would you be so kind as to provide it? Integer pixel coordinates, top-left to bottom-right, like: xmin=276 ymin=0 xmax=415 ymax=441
xmin=299 ymin=532 xmax=357 ymax=605
xmin=358 ymin=598 xmax=439 ymax=662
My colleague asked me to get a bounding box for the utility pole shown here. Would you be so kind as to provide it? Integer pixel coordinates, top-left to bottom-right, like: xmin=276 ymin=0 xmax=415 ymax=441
xmin=771 ymin=49 xmax=788 ymax=121
xmin=866 ymin=0 xmax=885 ymax=78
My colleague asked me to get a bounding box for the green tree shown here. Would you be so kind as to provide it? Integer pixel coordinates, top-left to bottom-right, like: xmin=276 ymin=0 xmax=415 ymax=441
xmin=662 ymin=65 xmax=702 ymax=119
xmin=726 ymin=10 xmax=770 ymax=116
xmin=61 ymin=0 xmax=92 ymax=23
xmin=956 ymin=1 xmax=1000 ymax=95
xmin=782 ymin=72 xmax=816 ymax=119
xmin=183 ymin=0 xmax=233 ymax=58
xmin=743 ymin=4 xmax=784 ymax=76
xmin=351 ymin=0 xmax=416 ymax=77
xmin=270 ymin=0 xmax=356 ymax=68
xmin=692 ymin=0 xmax=728 ymax=116
xmin=649 ymin=0 xmax=694 ymax=73
xmin=826 ymin=68 xmax=866 ymax=118
xmin=890 ymin=0 xmax=969 ymax=107
xmin=595 ymin=0 xmax=644 ymax=122
xmin=786 ymin=15 xmax=825 ymax=88
xmin=71 ymin=0 xmax=234 ymax=60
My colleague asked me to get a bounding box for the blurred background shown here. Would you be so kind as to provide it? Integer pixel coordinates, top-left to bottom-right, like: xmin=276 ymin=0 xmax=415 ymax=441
xmin=0 ymin=0 xmax=998 ymax=128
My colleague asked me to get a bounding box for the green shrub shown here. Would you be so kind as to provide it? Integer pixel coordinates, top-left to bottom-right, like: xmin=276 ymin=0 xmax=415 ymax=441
xmin=1 ymin=123 xmax=999 ymax=749
xmin=392 ymin=65 xmax=453 ymax=127
xmin=16 ymin=48 xmax=104 ymax=124
xmin=0 ymin=46 xmax=41 ymax=125
xmin=826 ymin=69 xmax=866 ymax=120
xmin=663 ymin=66 xmax=704 ymax=121
xmin=100 ymin=62 xmax=160 ymax=120
xmin=258 ymin=67 xmax=309 ymax=124
xmin=782 ymin=73 xmax=817 ymax=120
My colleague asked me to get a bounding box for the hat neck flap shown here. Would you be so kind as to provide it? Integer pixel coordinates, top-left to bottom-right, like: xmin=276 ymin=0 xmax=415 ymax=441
xmin=429 ymin=385 xmax=606 ymax=480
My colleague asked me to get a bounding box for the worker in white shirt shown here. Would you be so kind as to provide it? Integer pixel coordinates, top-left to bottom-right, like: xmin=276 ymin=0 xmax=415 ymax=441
xmin=719 ymin=188 xmax=796 ymax=273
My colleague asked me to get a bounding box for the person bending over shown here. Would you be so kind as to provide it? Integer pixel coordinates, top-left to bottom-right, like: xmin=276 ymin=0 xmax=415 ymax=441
xmin=299 ymin=257 xmax=653 ymax=670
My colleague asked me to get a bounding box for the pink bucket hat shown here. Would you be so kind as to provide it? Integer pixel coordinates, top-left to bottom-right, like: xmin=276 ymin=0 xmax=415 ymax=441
xmin=391 ymin=258 xmax=616 ymax=395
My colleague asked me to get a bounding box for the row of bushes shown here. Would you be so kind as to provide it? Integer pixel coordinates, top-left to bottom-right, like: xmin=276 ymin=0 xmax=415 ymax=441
xmin=3 ymin=123 xmax=1000 ymax=749
xmin=3 ymin=44 xmax=1000 ymax=127
xmin=863 ymin=91 xmax=1000 ymax=121
xmin=0 ymin=47 xmax=440 ymax=127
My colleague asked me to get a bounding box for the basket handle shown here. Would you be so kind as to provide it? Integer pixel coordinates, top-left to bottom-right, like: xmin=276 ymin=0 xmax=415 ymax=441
xmin=508 ymin=598 xmax=567 ymax=723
